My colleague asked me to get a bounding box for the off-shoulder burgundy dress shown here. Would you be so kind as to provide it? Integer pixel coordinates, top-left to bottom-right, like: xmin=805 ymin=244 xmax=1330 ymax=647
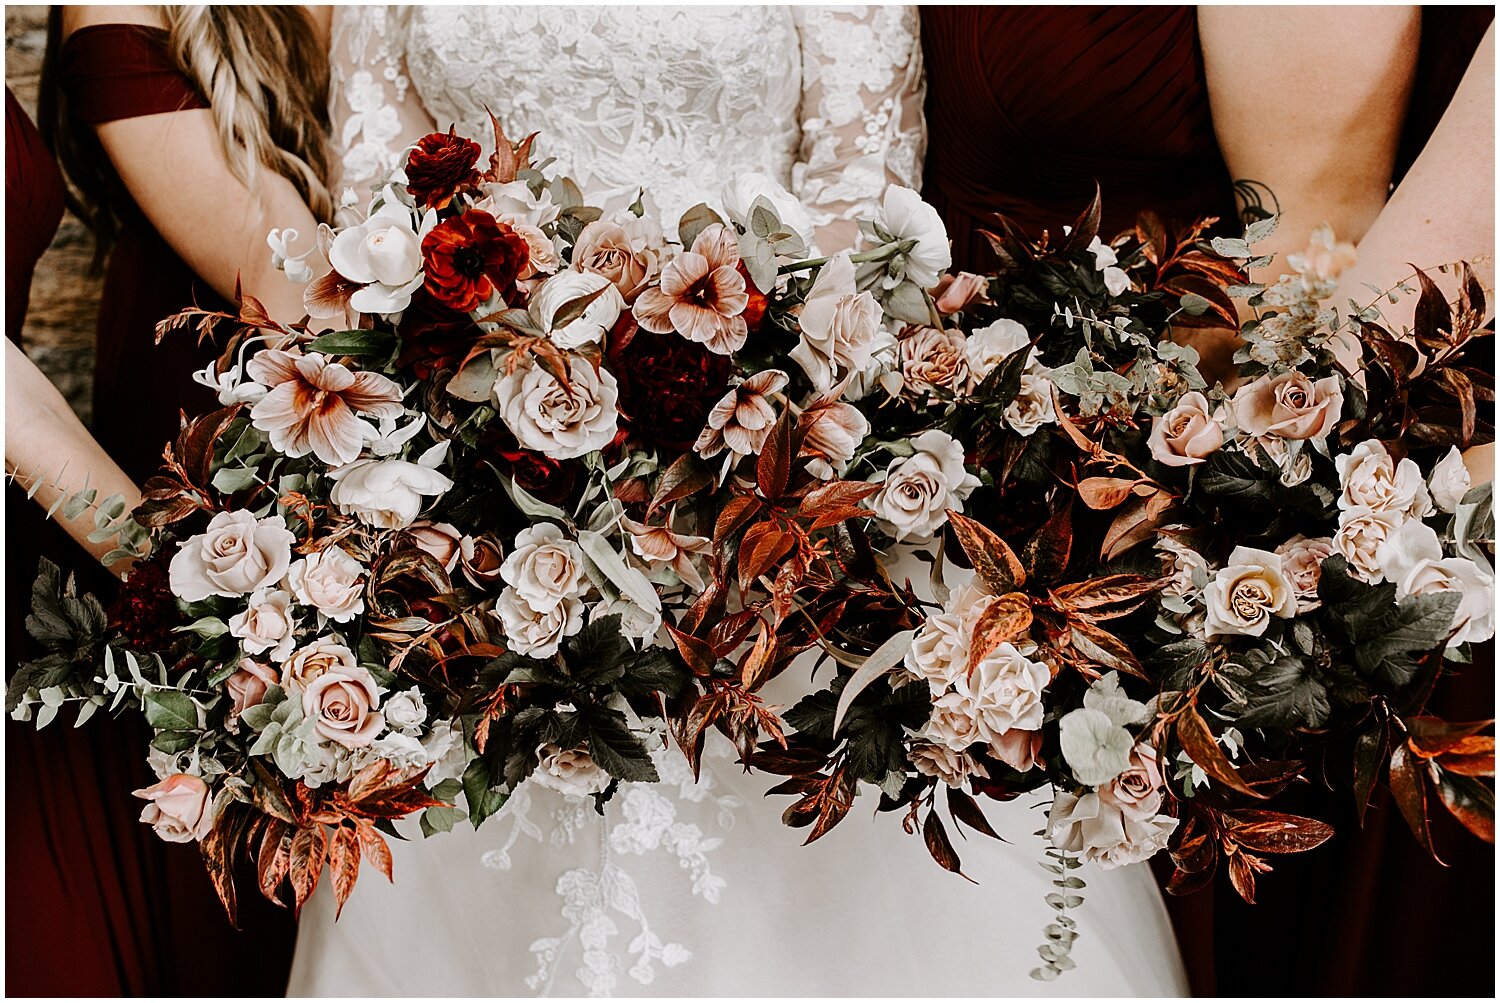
xmin=922 ymin=6 xmax=1494 ymax=997
xmin=3 ymin=26 xmax=294 ymax=995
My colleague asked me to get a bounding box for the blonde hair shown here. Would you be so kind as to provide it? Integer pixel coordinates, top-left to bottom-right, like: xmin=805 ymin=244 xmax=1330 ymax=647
xmin=160 ymin=5 xmax=336 ymax=224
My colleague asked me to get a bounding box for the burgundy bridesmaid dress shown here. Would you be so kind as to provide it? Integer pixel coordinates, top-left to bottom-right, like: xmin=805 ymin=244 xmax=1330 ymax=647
xmin=922 ymin=6 xmax=1494 ymax=996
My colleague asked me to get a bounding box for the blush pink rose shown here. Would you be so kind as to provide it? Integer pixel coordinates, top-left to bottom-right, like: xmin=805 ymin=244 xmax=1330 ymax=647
xmin=302 ymin=663 xmax=384 ymax=748
xmin=407 ymin=521 xmax=464 ymax=572
xmin=932 ymin=271 xmax=990 ymax=314
xmin=133 ymin=773 xmax=214 ymax=843
xmin=1231 ymin=371 xmax=1343 ymax=442
xmin=1148 ymin=392 xmax=1224 ymax=467
xmin=225 ymin=658 xmax=279 ymax=720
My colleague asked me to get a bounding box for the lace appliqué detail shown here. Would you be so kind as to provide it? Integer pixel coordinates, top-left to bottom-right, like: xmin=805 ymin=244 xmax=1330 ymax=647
xmin=480 ymin=745 xmax=743 ymax=997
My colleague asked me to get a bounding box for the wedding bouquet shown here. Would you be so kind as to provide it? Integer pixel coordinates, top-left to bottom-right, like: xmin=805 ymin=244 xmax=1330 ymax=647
xmin=753 ymin=197 xmax=1495 ymax=977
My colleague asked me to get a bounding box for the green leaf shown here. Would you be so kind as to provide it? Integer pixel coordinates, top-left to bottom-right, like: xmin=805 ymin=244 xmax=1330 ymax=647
xmin=462 ymin=758 xmax=509 ymax=830
xmin=307 ymin=329 xmax=398 ymax=356
xmin=578 ymin=530 xmax=661 ymax=614
xmin=1351 ymin=591 xmax=1462 ymax=689
xmin=150 ymin=730 xmax=199 ymax=753
xmin=585 ymin=707 xmax=659 ymax=783
xmin=143 ymin=690 xmax=198 ymax=732
xmin=1178 ymin=293 xmax=1211 ymax=316
xmin=211 ymin=465 xmax=261 ymax=494
xmin=677 ymin=202 xmax=723 ymax=249
xmin=1234 ymin=654 xmax=1330 ymax=728
xmin=419 ymin=804 xmax=467 ymax=837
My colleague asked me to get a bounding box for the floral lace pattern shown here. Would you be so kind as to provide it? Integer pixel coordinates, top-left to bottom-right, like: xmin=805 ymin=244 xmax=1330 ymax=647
xmin=479 ymin=744 xmax=743 ymax=997
xmin=328 ymin=5 xmax=925 ymax=238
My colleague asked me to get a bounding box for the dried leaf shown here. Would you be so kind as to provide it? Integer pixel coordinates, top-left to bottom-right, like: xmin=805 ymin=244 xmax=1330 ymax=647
xmin=329 ymin=825 xmax=361 ymax=918
xmin=737 ymin=522 xmax=794 ymax=590
xmin=288 ymin=823 xmax=329 ymax=916
xmin=1020 ymin=499 xmax=1072 ymax=583
xmin=1177 ymin=706 xmax=1265 ymax=799
xmin=648 ymin=452 xmax=712 ymax=517
xmin=1051 ymin=574 xmax=1162 ymax=619
xmin=922 ymin=807 xmax=972 ymax=879
xmin=1404 ymin=717 xmax=1494 ymax=756
xmin=966 ymin=593 xmax=1034 ymax=673
xmin=946 ymin=786 xmax=1002 ymax=841
xmin=256 ymin=818 xmax=294 ymax=906
xmin=1067 ymin=616 xmax=1148 ymax=679
xmin=714 ymin=495 xmax=762 ymax=542
xmin=1076 ymin=477 xmax=1140 ymax=510
xmin=356 ymin=821 xmax=394 ymax=883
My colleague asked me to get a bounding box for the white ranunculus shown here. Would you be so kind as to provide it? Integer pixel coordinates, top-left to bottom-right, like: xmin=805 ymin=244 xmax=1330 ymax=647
xmin=1334 ymin=506 xmax=1405 ymax=584
xmin=477 ymin=179 xmax=559 ymax=227
xmin=721 ymin=172 xmax=817 ymax=251
xmin=328 ymin=457 xmax=454 ymax=530
xmin=169 ymin=510 xmax=295 ymax=602
xmin=590 ymin=597 xmax=662 ymax=643
xmin=286 ymin=547 xmax=366 ymax=623
xmin=1046 ymin=789 xmax=1178 ymax=869
xmin=964 ymin=318 xmax=1035 ymax=380
xmin=1336 ymin=439 xmax=1435 ymax=520
xmin=790 ymin=251 xmax=882 ymax=391
xmin=1428 ymin=446 xmax=1473 ymax=514
xmin=382 ymin=686 xmax=428 ymax=736
xmin=1003 ymin=374 xmax=1058 ymax=436
xmin=228 ymin=588 xmax=298 ymax=661
xmin=493 ymin=354 xmax=619 ymax=460
xmin=1202 ymin=546 xmax=1298 ymax=638
xmin=496 ymin=587 xmax=583 ymax=658
xmin=876 ymin=185 xmax=951 ymax=289
xmin=532 ymin=743 xmax=610 ymax=798
xmin=499 ymin=523 xmax=585 ymax=613
xmin=1394 ymin=556 xmax=1495 ymax=647
xmin=870 ymin=429 xmax=980 ymax=542
xmin=530 ymin=270 xmax=625 ymax=349
xmin=328 ymin=188 xmax=429 ymax=314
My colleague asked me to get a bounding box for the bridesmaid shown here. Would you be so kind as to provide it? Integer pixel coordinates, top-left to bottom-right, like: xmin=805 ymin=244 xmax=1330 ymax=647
xmin=921 ymin=6 xmax=1494 ymax=996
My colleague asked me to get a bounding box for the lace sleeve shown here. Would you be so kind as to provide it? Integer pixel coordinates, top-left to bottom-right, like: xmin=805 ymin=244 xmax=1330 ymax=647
xmin=791 ymin=5 xmax=926 ymax=250
xmin=328 ymin=5 xmax=437 ymax=195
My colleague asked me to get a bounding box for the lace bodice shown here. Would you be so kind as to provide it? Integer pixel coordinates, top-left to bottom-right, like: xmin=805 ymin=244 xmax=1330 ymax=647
xmin=329 ymin=5 xmax=925 ymax=243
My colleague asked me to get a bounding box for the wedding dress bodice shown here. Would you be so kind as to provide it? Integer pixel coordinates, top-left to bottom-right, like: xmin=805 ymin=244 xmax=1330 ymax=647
xmin=330 ymin=5 xmax=926 ymax=234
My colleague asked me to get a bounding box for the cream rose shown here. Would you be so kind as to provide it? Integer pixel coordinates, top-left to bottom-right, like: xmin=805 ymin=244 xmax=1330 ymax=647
xmin=382 ymin=686 xmax=428 ymax=736
xmin=328 ymin=457 xmax=454 ymax=530
xmin=133 ymin=773 xmax=215 ymax=843
xmin=1157 ymin=535 xmax=1209 ymax=600
xmin=282 ymin=636 xmax=359 ymax=695
xmin=1046 ymin=789 xmax=1178 ymax=869
xmin=905 ymin=607 xmax=974 ymax=696
xmin=1428 ymin=446 xmax=1473 ymax=514
xmin=899 ymin=326 xmax=972 ymax=398
xmin=500 ymin=523 xmax=584 ymax=612
xmin=496 ymin=587 xmax=584 ymax=658
xmin=790 ymin=251 xmax=882 ymax=391
xmin=961 ymin=641 xmax=1051 ymax=739
xmin=302 ymin=662 xmax=383 ymax=748
xmin=572 ymin=215 xmax=665 ymax=303
xmin=1334 ymin=506 xmax=1404 ymax=584
xmin=169 ymin=510 xmax=295 ymax=602
xmin=531 ymin=269 xmax=625 ymax=350
xmin=964 ymin=318 xmax=1034 ymax=380
xmin=228 ymin=588 xmax=298 ymax=661
xmin=1336 ymin=439 xmax=1434 ymax=520
xmin=1395 ymin=556 xmax=1496 ymax=647
xmin=1231 ymin=371 xmax=1343 ymax=442
xmin=1202 ymin=546 xmax=1297 ymax=638
xmin=911 ymin=744 xmax=989 ymax=787
xmin=918 ymin=690 xmax=984 ymax=751
xmin=460 ymin=533 xmax=506 ymax=587
xmin=493 ymin=354 xmax=619 ymax=460
xmin=532 ymin=743 xmax=610 ymax=798
xmin=870 ymin=430 xmax=980 ymax=542
xmin=1099 ymin=743 xmax=1167 ymax=821
xmin=1275 ymin=535 xmax=1334 ymax=613
xmin=501 ymin=217 xmax=559 ymax=279
xmin=876 ymin=184 xmax=951 ymax=289
xmin=1003 ymin=374 xmax=1058 ymax=436
xmin=286 ymin=547 xmax=367 ymax=623
xmin=225 ymin=659 xmax=279 ymax=722
xmin=1149 ymin=392 xmax=1224 ymax=467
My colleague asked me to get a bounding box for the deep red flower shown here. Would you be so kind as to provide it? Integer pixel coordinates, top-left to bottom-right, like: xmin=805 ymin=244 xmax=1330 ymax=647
xmin=397 ymin=286 xmax=485 ymax=380
xmin=736 ymin=260 xmax=768 ymax=334
xmin=477 ymin=426 xmax=580 ymax=506
xmin=405 ymin=129 xmax=481 ymax=208
xmin=422 ymin=210 xmax=529 ymax=312
xmin=106 ymin=550 xmax=179 ymax=652
xmin=604 ymin=314 xmax=733 ymax=453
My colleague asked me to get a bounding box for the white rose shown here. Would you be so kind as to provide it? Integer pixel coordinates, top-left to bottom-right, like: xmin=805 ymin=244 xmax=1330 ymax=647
xmin=499 ymin=523 xmax=584 ymax=612
xmin=790 ymin=251 xmax=882 ymax=391
xmin=169 ymin=510 xmax=295 ymax=602
xmin=531 ymin=270 xmax=625 ymax=349
xmin=964 ymin=318 xmax=1035 ymax=380
xmin=328 ymin=457 xmax=454 ymax=530
xmin=382 ymin=686 xmax=428 ymax=736
xmin=328 ymin=189 xmax=429 ymax=314
xmin=228 ymin=588 xmax=298 ymax=661
xmin=905 ymin=608 xmax=974 ymax=696
xmin=590 ymin=597 xmax=662 ymax=642
xmin=1334 ymin=506 xmax=1405 ymax=584
xmin=1275 ymin=535 xmax=1334 ymax=613
xmin=477 ymin=180 xmax=559 ymax=228
xmin=1046 ymin=790 xmax=1178 ymax=869
xmin=286 ymin=547 xmax=366 ymax=623
xmin=1157 ymin=535 xmax=1210 ymax=600
xmin=911 ymin=744 xmax=988 ymax=787
xmin=493 ymin=354 xmax=619 ymax=460
xmin=721 ymin=172 xmax=816 ymax=251
xmin=843 ymin=328 xmax=900 ymax=402
xmin=421 ymin=718 xmax=469 ymax=784
xmin=1428 ymin=446 xmax=1473 ymax=514
xmin=1375 ymin=518 xmax=1444 ymax=586
xmin=1336 ymin=439 xmax=1435 ymax=520
xmin=1003 ymin=374 xmax=1058 ymax=436
xmin=1202 ymin=546 xmax=1298 ymax=638
xmin=370 ymin=733 xmax=433 ymax=770
xmin=876 ymin=184 xmax=951 ymax=289
xmin=870 ymin=430 xmax=980 ymax=542
xmin=1395 ymin=557 xmax=1496 ymax=647
xmin=502 ymin=217 xmax=560 ymax=279
xmin=961 ymin=641 xmax=1050 ymax=739
xmin=918 ymin=690 xmax=984 ymax=751
xmin=496 ymin=587 xmax=583 ymax=658
xmin=532 ymin=743 xmax=610 ymax=798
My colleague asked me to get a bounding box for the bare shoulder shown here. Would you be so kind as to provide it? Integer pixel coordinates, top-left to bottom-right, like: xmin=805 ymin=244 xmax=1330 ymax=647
xmin=60 ymin=5 xmax=165 ymax=41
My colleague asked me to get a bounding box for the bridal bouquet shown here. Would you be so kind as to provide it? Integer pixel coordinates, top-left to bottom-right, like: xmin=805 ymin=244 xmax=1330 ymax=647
xmin=8 ymin=119 xmax=945 ymax=916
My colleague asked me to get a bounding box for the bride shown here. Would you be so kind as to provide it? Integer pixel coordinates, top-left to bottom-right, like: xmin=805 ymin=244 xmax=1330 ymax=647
xmin=288 ymin=6 xmax=1188 ymax=996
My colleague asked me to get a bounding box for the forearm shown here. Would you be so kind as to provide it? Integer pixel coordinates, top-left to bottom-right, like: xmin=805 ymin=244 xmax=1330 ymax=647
xmin=6 ymin=341 xmax=142 ymax=573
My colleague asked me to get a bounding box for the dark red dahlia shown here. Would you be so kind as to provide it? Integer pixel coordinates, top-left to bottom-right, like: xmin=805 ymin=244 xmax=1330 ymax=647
xmin=105 ymin=550 xmax=179 ymax=652
xmin=397 ymin=286 xmax=485 ymax=379
xmin=422 ymin=209 xmax=529 ymax=312
xmin=477 ymin=427 xmax=580 ymax=506
xmin=604 ymin=315 xmax=733 ymax=453
xmin=405 ymin=129 xmax=481 ymax=208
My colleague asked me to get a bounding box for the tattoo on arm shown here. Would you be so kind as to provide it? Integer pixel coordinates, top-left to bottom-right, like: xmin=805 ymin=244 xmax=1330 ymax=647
xmin=1233 ymin=179 xmax=1281 ymax=225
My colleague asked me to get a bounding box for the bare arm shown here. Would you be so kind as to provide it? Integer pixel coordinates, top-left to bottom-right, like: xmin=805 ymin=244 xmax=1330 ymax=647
xmin=6 ymin=342 xmax=141 ymax=574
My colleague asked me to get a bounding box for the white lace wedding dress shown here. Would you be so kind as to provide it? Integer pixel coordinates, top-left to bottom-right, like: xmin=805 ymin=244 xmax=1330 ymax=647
xmin=288 ymin=6 xmax=1190 ymax=996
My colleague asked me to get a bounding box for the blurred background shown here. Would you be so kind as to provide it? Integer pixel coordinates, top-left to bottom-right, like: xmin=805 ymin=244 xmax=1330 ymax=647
xmin=7 ymin=4 xmax=101 ymax=423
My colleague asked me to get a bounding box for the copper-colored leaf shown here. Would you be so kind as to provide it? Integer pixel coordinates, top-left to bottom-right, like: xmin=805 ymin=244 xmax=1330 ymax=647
xmin=1388 ymin=743 xmax=1441 ymax=862
xmin=714 ymin=494 xmax=761 ymax=542
xmin=288 ymin=823 xmax=329 ymax=916
xmin=800 ymin=479 xmax=880 ymax=518
xmin=1433 ymin=769 xmax=1495 ymax=842
xmin=1101 ymin=497 xmax=1157 ymax=560
xmin=921 ymin=807 xmax=972 ymax=880
xmin=256 ymin=818 xmax=294 ymax=906
xmin=946 ymin=510 xmax=1026 ymax=594
xmin=665 ymin=624 xmax=717 ymax=677
xmin=1076 ymin=476 xmax=1141 ymax=510
xmin=1223 ymin=810 xmax=1334 ymax=854
xmin=1405 ymin=717 xmax=1495 ymax=756
xmin=329 ymin=825 xmax=362 ymax=918
xmin=1020 ymin=499 xmax=1072 ymax=583
xmin=737 ymin=522 xmax=794 ymax=590
xmin=1052 ymin=574 xmax=1162 ymax=619
xmin=649 ymin=452 xmax=713 ymax=517
xmin=356 ymin=821 xmax=395 ymax=883
xmin=1177 ymin=707 xmax=1266 ymax=799
xmin=1067 ymin=616 xmax=1148 ymax=679
xmin=756 ymin=407 xmax=795 ymax=500
xmin=946 ymin=786 xmax=1002 ymax=841
xmin=200 ymin=802 xmax=251 ymax=926
xmin=966 ymin=593 xmax=1034 ymax=673
xmin=1226 ymin=850 xmax=1264 ymax=905
xmin=739 ymin=622 xmax=777 ymax=691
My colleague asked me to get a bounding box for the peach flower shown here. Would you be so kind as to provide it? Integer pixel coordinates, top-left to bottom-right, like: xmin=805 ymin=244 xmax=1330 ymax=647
xmin=247 ymin=350 xmax=404 ymax=466
xmin=1148 ymin=392 xmax=1225 ymax=467
xmin=633 ymin=223 xmax=749 ymax=355
xmin=282 ymin=636 xmax=359 ymax=695
xmin=798 ymin=392 xmax=870 ymax=480
xmin=898 ymin=326 xmax=972 ymax=398
xmin=133 ymin=773 xmax=214 ymax=843
xmin=573 ymin=216 xmax=665 ymax=303
xmin=225 ymin=658 xmax=279 ymax=721
xmin=302 ymin=663 xmax=384 ymax=748
xmin=1231 ymin=371 xmax=1343 ymax=442
xmin=621 ymin=517 xmax=712 ymax=591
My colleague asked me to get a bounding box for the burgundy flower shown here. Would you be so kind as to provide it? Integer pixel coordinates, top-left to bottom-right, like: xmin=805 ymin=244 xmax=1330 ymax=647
xmin=605 ymin=315 xmax=733 ymax=453
xmin=405 ymin=129 xmax=482 ymax=208
xmin=106 ymin=550 xmax=179 ymax=652
xmin=422 ymin=209 xmax=530 ymax=312
xmin=397 ymin=286 xmax=485 ymax=380
xmin=477 ymin=426 xmax=580 ymax=506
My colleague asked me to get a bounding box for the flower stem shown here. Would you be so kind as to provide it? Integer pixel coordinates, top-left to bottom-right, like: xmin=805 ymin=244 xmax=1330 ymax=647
xmin=778 ymin=239 xmax=916 ymax=275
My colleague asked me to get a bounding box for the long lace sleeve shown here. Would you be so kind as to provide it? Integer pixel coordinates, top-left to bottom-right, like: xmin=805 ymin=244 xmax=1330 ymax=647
xmin=791 ymin=5 xmax=926 ymax=250
xmin=328 ymin=5 xmax=438 ymax=196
